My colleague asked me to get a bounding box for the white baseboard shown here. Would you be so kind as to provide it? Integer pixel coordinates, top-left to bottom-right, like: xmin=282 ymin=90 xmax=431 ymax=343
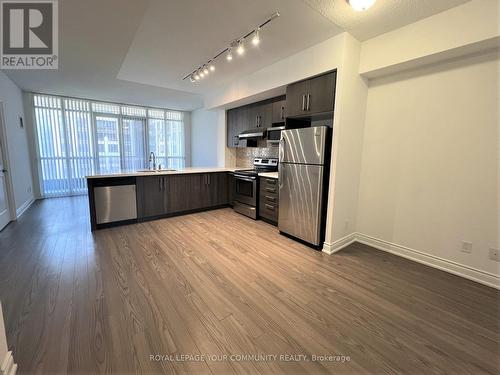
xmin=1 ymin=351 xmax=16 ymax=375
xmin=15 ymin=198 xmax=35 ymax=219
xmin=323 ymin=232 xmax=500 ymax=290
xmin=322 ymin=233 xmax=357 ymax=255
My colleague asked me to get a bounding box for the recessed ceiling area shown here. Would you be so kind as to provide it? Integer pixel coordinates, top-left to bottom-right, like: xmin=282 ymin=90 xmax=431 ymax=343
xmin=302 ymin=0 xmax=470 ymax=41
xmin=116 ymin=0 xmax=343 ymax=95
xmin=2 ymin=0 xmax=472 ymax=111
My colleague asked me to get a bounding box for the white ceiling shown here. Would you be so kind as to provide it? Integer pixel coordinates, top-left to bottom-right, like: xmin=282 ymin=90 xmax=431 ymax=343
xmin=117 ymin=0 xmax=343 ymax=95
xmin=302 ymin=0 xmax=470 ymax=41
xmin=2 ymin=0 xmax=470 ymax=111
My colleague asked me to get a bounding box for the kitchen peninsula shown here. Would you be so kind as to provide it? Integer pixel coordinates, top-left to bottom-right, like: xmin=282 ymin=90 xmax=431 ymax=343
xmin=86 ymin=168 xmax=236 ymax=231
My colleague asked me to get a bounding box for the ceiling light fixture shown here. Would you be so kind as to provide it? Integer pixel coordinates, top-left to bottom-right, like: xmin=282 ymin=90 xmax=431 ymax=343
xmin=183 ymin=11 xmax=280 ymax=82
xmin=347 ymin=0 xmax=376 ymax=11
xmin=252 ymin=28 xmax=260 ymax=46
xmin=236 ymin=40 xmax=245 ymax=55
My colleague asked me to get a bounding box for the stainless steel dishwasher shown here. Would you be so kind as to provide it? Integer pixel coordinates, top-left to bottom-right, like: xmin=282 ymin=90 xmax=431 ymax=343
xmin=94 ymin=180 xmax=137 ymax=224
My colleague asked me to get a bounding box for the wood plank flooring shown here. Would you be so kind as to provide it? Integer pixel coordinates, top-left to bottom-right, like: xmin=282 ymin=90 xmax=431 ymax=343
xmin=0 ymin=196 xmax=498 ymax=374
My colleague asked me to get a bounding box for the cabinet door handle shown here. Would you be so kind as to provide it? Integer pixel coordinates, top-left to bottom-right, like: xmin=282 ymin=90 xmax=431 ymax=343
xmin=302 ymin=95 xmax=306 ymax=111
xmin=256 ymin=115 xmax=259 ymax=127
xmin=280 ymin=106 xmax=284 ymax=120
xmin=258 ymin=115 xmax=261 ymax=127
xmin=158 ymin=177 xmax=161 ymax=191
xmin=306 ymin=94 xmax=310 ymax=111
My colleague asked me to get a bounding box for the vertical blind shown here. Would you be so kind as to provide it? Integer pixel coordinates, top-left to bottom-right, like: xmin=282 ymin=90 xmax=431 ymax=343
xmin=32 ymin=94 xmax=186 ymax=197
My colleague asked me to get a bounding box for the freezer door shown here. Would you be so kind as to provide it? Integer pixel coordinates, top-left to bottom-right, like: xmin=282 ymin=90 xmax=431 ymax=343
xmin=278 ymin=163 xmax=324 ymax=246
xmin=279 ymin=126 xmax=328 ymax=165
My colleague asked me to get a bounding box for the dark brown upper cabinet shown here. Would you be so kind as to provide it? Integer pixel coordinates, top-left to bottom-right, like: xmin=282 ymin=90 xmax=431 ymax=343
xmin=226 ymin=96 xmax=282 ymax=148
xmin=285 ymin=71 xmax=336 ymax=118
xmin=272 ymin=99 xmax=286 ymax=124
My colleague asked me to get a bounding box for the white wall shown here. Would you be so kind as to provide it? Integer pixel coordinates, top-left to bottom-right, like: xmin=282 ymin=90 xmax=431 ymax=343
xmin=323 ymin=34 xmax=368 ymax=250
xmin=356 ymin=50 xmax=499 ymax=279
xmin=191 ymin=108 xmax=227 ymax=167
xmin=360 ymin=0 xmax=500 ymax=78
xmin=0 ymin=71 xmax=34 ymax=217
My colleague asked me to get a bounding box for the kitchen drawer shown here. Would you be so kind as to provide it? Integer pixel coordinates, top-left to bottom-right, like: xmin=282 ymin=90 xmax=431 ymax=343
xmin=259 ymin=200 xmax=278 ymax=223
xmin=260 ymin=178 xmax=278 ymax=196
xmin=259 ymin=177 xmax=279 ymax=224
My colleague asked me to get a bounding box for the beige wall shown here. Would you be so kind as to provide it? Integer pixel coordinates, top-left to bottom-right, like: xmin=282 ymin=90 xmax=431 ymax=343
xmin=356 ymin=50 xmax=499 ymax=277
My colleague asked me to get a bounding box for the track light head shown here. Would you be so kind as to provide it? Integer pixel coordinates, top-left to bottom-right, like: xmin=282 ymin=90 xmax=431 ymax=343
xmin=226 ymin=48 xmax=233 ymax=61
xmin=203 ymin=66 xmax=209 ymax=75
xmin=236 ymin=40 xmax=245 ymax=55
xmin=252 ymin=28 xmax=260 ymax=46
xmin=209 ymin=64 xmax=215 ymax=71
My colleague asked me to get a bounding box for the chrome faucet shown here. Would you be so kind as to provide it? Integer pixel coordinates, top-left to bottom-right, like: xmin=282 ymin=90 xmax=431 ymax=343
xmin=149 ymin=152 xmax=156 ymax=170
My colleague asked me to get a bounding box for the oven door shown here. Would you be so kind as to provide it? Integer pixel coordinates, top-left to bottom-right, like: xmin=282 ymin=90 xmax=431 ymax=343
xmin=234 ymin=175 xmax=257 ymax=206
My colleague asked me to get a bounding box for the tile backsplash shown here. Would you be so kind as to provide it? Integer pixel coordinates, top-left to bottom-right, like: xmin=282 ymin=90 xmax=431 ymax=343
xmin=235 ymin=141 xmax=279 ymax=168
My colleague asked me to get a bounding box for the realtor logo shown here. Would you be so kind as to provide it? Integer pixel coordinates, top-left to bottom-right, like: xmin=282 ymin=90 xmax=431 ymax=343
xmin=1 ymin=0 xmax=58 ymax=69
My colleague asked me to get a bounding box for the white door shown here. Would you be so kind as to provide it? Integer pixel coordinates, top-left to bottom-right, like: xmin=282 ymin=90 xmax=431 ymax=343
xmin=0 ymin=132 xmax=11 ymax=230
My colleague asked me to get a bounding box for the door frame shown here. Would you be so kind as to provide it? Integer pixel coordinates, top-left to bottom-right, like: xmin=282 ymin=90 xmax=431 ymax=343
xmin=0 ymin=101 xmax=17 ymax=221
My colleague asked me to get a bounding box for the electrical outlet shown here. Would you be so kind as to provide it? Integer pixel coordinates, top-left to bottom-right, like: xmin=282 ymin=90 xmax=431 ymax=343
xmin=489 ymin=248 xmax=499 ymax=262
xmin=461 ymin=241 xmax=472 ymax=253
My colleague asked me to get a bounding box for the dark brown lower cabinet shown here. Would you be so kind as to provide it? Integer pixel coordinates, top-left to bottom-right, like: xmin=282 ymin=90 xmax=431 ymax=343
xmin=137 ymin=173 xmax=229 ymax=219
xmin=136 ymin=176 xmax=166 ymax=218
xmin=259 ymin=177 xmax=279 ymax=225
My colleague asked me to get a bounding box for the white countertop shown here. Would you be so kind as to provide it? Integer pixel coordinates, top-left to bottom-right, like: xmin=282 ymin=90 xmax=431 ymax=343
xmin=86 ymin=167 xmax=241 ymax=179
xmin=258 ymin=172 xmax=279 ymax=179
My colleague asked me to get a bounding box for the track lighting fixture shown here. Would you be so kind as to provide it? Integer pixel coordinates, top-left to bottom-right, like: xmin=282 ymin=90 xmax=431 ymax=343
xmin=183 ymin=12 xmax=280 ymax=83
xmin=236 ymin=40 xmax=245 ymax=55
xmin=252 ymin=28 xmax=260 ymax=46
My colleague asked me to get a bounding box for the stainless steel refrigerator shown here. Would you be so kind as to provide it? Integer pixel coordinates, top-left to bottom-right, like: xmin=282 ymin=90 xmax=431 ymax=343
xmin=278 ymin=126 xmax=331 ymax=247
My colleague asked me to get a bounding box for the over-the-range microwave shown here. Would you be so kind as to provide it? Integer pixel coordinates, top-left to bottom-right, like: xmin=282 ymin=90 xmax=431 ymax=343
xmin=266 ymin=125 xmax=285 ymax=145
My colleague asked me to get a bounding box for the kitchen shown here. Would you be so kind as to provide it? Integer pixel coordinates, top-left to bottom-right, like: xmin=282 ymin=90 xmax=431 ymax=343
xmin=0 ymin=1 xmax=498 ymax=374
xmin=87 ymin=71 xmax=335 ymax=249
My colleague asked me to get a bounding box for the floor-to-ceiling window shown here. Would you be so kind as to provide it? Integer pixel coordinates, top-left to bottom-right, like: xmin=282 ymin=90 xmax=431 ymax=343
xmin=32 ymin=94 xmax=186 ymax=197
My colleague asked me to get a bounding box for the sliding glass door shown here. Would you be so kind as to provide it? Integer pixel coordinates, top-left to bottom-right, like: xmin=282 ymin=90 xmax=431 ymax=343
xmin=122 ymin=117 xmax=146 ymax=171
xmin=32 ymin=94 xmax=186 ymax=197
xmin=94 ymin=115 xmax=120 ymax=174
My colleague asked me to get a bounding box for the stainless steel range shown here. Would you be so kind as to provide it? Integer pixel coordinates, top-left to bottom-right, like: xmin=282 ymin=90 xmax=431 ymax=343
xmin=233 ymin=158 xmax=278 ymax=219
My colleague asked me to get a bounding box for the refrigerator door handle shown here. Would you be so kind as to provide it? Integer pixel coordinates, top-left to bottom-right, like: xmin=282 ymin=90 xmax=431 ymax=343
xmin=279 ymin=136 xmax=285 ymax=162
